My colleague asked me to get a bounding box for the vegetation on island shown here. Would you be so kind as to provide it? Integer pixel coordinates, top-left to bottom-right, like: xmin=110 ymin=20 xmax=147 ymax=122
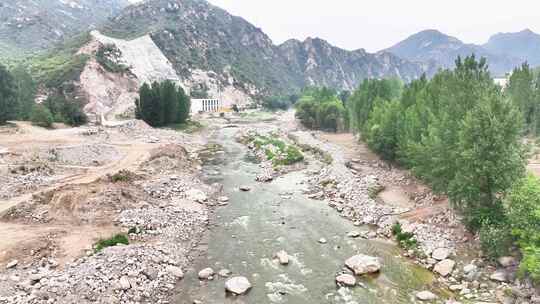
xmin=135 ymin=80 xmax=191 ymax=127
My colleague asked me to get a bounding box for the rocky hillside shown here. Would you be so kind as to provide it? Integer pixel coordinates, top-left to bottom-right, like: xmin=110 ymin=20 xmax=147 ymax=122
xmin=279 ymin=38 xmax=436 ymax=90
xmin=0 ymin=0 xmax=130 ymax=57
xmin=386 ymin=29 xmax=522 ymax=76
xmin=483 ymin=29 xmax=540 ymax=67
xmin=101 ymin=0 xmax=430 ymax=95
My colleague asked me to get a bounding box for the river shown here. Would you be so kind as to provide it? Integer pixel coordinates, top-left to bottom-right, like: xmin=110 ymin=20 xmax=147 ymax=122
xmin=175 ymin=126 xmax=437 ymax=304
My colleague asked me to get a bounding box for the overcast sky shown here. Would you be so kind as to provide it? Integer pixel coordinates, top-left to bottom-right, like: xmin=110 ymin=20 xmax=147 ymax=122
xmin=206 ymin=0 xmax=540 ymax=52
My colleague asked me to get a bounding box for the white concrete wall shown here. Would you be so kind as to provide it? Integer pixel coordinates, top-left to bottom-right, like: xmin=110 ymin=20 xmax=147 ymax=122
xmin=191 ymin=99 xmax=223 ymax=113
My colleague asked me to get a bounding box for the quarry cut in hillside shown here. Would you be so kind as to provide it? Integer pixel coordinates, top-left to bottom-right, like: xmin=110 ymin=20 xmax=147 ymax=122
xmin=77 ymin=31 xmax=254 ymax=122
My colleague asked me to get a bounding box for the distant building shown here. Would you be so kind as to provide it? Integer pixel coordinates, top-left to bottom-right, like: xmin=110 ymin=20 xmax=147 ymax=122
xmin=494 ymin=77 xmax=508 ymax=88
xmin=191 ymin=98 xmax=224 ymax=113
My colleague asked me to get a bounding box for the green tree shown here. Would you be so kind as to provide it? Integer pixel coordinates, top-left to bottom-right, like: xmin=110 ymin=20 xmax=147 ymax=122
xmin=364 ymin=99 xmax=402 ymax=160
xmin=0 ymin=64 xmax=17 ymax=124
xmin=11 ymin=65 xmax=37 ymax=120
xmin=30 ymin=104 xmax=54 ymax=128
xmin=506 ymin=63 xmax=537 ymax=134
xmin=506 ymin=174 xmax=540 ymax=280
xmin=135 ymin=80 xmax=190 ymax=127
xmin=449 ymin=89 xmax=526 ymax=228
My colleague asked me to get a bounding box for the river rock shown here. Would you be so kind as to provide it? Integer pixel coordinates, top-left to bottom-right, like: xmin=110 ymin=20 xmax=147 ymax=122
xmin=225 ymin=276 xmax=252 ymax=295
xmin=198 ymin=268 xmax=215 ymax=280
xmin=335 ymin=274 xmax=356 ymax=287
xmin=218 ymin=269 xmax=232 ymax=277
xmin=463 ymin=264 xmax=477 ymax=274
xmin=345 ymin=254 xmax=381 ymax=275
xmin=498 ymin=256 xmax=517 ymax=267
xmin=490 ymin=270 xmax=508 ymax=282
xmin=166 ymin=266 xmax=184 ymax=279
xmin=431 ymin=248 xmax=450 ymax=261
xmin=274 ymin=250 xmax=289 ymax=265
xmin=416 ymin=290 xmax=438 ymax=301
xmin=347 ymin=231 xmax=361 ymax=238
xmin=318 ymin=238 xmax=327 ymax=244
xmin=119 ymin=276 xmax=131 ymax=290
xmin=6 ymin=260 xmax=18 ymax=269
xmin=433 ymin=259 xmax=455 ymax=277
xmin=186 ymin=189 xmax=208 ymax=203
xmin=239 ymin=186 xmax=251 ymax=192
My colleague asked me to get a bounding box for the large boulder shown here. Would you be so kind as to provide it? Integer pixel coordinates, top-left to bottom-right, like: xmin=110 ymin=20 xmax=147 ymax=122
xmin=433 ymin=259 xmax=455 ymax=277
xmin=345 ymin=254 xmax=381 ymax=275
xmin=225 ymin=276 xmax=252 ymax=295
xmin=274 ymin=250 xmax=289 ymax=265
xmin=490 ymin=270 xmax=508 ymax=282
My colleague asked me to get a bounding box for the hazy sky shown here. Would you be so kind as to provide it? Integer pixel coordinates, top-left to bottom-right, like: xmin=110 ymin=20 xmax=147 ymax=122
xmin=206 ymin=0 xmax=540 ymax=52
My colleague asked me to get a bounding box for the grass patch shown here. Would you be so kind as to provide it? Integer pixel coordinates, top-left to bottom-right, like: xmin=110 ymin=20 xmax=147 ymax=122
xmin=391 ymin=222 xmax=418 ymax=250
xmin=95 ymin=234 xmax=129 ymax=252
xmin=247 ymin=133 xmax=304 ymax=166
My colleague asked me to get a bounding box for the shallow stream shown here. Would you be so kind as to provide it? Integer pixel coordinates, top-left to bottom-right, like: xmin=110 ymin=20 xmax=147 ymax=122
xmin=176 ymin=127 xmax=437 ymax=304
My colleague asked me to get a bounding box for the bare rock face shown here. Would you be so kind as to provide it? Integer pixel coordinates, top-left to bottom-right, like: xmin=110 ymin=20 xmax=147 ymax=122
xmin=433 ymin=259 xmax=455 ymax=277
xmin=345 ymin=255 xmax=381 ymax=275
xmin=335 ymin=274 xmax=356 ymax=287
xmin=225 ymin=277 xmax=252 ymax=295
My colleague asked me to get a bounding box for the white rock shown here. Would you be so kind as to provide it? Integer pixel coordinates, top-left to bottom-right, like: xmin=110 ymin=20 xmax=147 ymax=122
xmin=498 ymin=256 xmax=517 ymax=267
xmin=433 ymin=259 xmax=455 ymax=277
xmin=431 ymin=248 xmax=451 ymax=261
xmin=490 ymin=271 xmax=507 ymax=282
xmin=218 ymin=269 xmax=232 ymax=277
xmin=416 ymin=290 xmax=438 ymax=301
xmin=119 ymin=276 xmax=131 ymax=290
xmin=166 ymin=266 xmax=184 ymax=279
xmin=318 ymin=238 xmax=327 ymax=244
xmin=186 ymin=189 xmax=208 ymax=203
xmin=198 ymin=268 xmax=215 ymax=280
xmin=5 ymin=260 xmax=18 ymax=269
xmin=335 ymin=274 xmax=356 ymax=287
xmin=239 ymin=186 xmax=251 ymax=192
xmin=225 ymin=276 xmax=252 ymax=295
xmin=274 ymin=250 xmax=289 ymax=265
xmin=463 ymin=264 xmax=477 ymax=274
xmin=345 ymin=254 xmax=381 ymax=275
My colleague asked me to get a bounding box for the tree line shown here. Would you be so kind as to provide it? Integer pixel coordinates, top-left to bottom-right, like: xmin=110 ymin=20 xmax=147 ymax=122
xmin=135 ymin=80 xmax=191 ymax=127
xmin=346 ymin=55 xmax=539 ymax=281
xmin=0 ymin=63 xmax=87 ymax=127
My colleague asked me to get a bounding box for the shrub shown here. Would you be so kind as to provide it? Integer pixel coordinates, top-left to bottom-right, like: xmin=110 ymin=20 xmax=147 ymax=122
xmin=110 ymin=170 xmax=135 ymax=183
xmin=96 ymin=44 xmax=129 ymax=74
xmin=391 ymin=222 xmax=418 ymax=250
xmin=479 ymin=223 xmax=513 ymax=259
xmin=43 ymin=94 xmax=88 ymax=126
xmin=30 ymin=104 xmax=54 ymax=128
xmin=95 ymin=234 xmax=129 ymax=252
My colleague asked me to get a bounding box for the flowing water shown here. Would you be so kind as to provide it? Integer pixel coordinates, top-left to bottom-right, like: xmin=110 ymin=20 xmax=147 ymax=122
xmin=176 ymin=127 xmax=438 ymax=304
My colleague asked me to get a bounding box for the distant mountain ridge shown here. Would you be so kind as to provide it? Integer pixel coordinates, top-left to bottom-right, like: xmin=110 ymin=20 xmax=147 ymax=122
xmin=385 ymin=29 xmax=524 ymax=76
xmin=483 ymin=29 xmax=540 ymax=67
xmin=100 ymin=0 xmax=431 ymax=95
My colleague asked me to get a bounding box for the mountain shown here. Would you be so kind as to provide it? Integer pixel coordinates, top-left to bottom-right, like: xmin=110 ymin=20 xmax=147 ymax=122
xmin=0 ymin=0 xmax=130 ymax=57
xmin=483 ymin=29 xmax=540 ymax=67
xmin=101 ymin=0 xmax=429 ymax=95
xmin=386 ymin=29 xmax=522 ymax=76
xmin=279 ymin=38 xmax=435 ymax=90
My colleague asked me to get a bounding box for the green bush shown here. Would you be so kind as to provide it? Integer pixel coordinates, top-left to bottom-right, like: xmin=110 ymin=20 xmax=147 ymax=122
xmin=479 ymin=223 xmax=513 ymax=259
xmin=30 ymin=104 xmax=54 ymax=128
xmin=295 ymin=87 xmax=347 ymax=132
xmin=391 ymin=222 xmax=418 ymax=250
xmin=95 ymin=234 xmax=129 ymax=252
xmin=43 ymin=94 xmax=88 ymax=126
